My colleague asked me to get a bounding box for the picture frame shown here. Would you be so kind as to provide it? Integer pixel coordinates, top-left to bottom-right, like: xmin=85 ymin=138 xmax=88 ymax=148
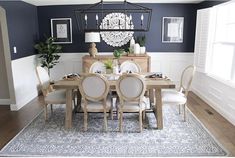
xmin=162 ymin=17 xmax=184 ymax=43
xmin=51 ymin=18 xmax=72 ymax=44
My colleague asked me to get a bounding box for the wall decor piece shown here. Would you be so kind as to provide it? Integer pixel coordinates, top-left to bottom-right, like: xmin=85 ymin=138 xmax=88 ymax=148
xmin=51 ymin=18 xmax=72 ymax=44
xmin=100 ymin=13 xmax=134 ymax=47
xmin=162 ymin=17 xmax=184 ymax=43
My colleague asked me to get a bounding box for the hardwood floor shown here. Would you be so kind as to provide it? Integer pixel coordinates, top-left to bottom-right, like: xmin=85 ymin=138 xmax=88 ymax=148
xmin=0 ymin=92 xmax=235 ymax=156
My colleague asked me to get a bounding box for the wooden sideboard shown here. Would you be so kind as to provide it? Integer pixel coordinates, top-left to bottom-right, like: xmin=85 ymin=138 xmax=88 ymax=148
xmin=82 ymin=55 xmax=151 ymax=73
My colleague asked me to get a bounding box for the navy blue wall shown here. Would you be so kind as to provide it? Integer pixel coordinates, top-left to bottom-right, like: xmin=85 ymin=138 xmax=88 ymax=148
xmin=197 ymin=0 xmax=229 ymax=9
xmin=0 ymin=1 xmax=39 ymax=60
xmin=38 ymin=4 xmax=197 ymax=53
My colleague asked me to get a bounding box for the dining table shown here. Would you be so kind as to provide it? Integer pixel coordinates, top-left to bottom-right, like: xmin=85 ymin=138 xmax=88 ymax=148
xmin=53 ymin=74 xmax=175 ymax=130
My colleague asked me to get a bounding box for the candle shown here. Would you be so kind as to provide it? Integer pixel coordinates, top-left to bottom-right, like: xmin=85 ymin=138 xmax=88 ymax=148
xmin=141 ymin=14 xmax=144 ymax=21
xmin=84 ymin=14 xmax=87 ymax=21
xmin=130 ymin=14 xmax=132 ymax=21
xmin=96 ymin=14 xmax=98 ymax=21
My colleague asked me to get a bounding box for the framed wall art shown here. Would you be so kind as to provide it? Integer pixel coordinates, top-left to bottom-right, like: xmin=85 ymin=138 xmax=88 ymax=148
xmin=51 ymin=18 xmax=72 ymax=44
xmin=162 ymin=17 xmax=184 ymax=43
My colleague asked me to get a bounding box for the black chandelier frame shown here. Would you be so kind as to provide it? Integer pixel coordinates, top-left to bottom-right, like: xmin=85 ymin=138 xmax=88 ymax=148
xmin=75 ymin=0 xmax=152 ymax=32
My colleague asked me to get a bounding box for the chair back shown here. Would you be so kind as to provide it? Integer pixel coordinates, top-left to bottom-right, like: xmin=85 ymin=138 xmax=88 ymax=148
xmin=79 ymin=73 xmax=109 ymax=102
xmin=116 ymin=74 xmax=146 ymax=102
xmin=89 ymin=61 xmax=106 ymax=74
xmin=36 ymin=66 xmax=52 ymax=96
xmin=180 ymin=65 xmax=195 ymax=96
xmin=120 ymin=60 xmax=141 ymax=73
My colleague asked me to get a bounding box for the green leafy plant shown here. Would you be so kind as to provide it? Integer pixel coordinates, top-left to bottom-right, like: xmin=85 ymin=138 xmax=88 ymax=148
xmin=113 ymin=49 xmax=125 ymax=59
xmin=34 ymin=37 xmax=62 ymax=75
xmin=137 ymin=35 xmax=146 ymax=47
xmin=104 ymin=60 xmax=113 ymax=70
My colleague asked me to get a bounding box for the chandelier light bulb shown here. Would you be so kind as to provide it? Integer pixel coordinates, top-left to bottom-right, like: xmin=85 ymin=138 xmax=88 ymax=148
xmin=141 ymin=14 xmax=144 ymax=21
xmin=130 ymin=14 xmax=132 ymax=21
xmin=96 ymin=14 xmax=98 ymax=21
xmin=84 ymin=14 xmax=87 ymax=21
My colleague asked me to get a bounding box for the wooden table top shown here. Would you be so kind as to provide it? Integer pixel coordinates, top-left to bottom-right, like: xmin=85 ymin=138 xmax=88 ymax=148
xmin=53 ymin=74 xmax=175 ymax=90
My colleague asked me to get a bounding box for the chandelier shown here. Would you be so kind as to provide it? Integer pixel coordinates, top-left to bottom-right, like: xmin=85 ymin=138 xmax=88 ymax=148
xmin=75 ymin=0 xmax=152 ymax=32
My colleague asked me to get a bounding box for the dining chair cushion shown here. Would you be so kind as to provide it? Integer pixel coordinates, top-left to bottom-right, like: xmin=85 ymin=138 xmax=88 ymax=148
xmin=161 ymin=89 xmax=186 ymax=105
xmin=82 ymin=76 xmax=106 ymax=99
xmin=118 ymin=96 xmax=148 ymax=111
xmin=120 ymin=60 xmax=141 ymax=73
xmin=81 ymin=99 xmax=111 ymax=111
xmin=119 ymin=76 xmax=143 ymax=99
xmin=44 ymin=90 xmax=66 ymax=104
xmin=89 ymin=61 xmax=106 ymax=74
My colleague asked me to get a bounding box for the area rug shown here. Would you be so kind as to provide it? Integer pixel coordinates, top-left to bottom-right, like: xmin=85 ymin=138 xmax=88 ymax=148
xmin=0 ymin=105 xmax=227 ymax=156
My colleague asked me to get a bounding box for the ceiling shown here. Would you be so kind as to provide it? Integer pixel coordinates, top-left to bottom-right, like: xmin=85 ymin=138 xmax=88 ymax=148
xmin=22 ymin=0 xmax=205 ymax=6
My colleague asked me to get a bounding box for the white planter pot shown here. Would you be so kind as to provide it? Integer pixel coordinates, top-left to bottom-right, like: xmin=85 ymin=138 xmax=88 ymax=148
xmin=140 ymin=46 xmax=146 ymax=54
xmin=134 ymin=43 xmax=140 ymax=54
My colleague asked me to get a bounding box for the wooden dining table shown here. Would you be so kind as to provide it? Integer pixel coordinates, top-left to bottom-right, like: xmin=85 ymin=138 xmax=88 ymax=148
xmin=53 ymin=74 xmax=175 ymax=130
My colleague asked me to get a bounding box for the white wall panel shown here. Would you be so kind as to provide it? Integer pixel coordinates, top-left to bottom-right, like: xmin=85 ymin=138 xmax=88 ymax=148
xmin=10 ymin=52 xmax=194 ymax=110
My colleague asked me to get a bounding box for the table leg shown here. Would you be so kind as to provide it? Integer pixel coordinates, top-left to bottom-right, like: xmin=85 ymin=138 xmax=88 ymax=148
xmin=155 ymin=88 xmax=163 ymax=129
xmin=149 ymin=89 xmax=154 ymax=106
xmin=65 ymin=89 xmax=73 ymax=129
xmin=75 ymin=90 xmax=82 ymax=112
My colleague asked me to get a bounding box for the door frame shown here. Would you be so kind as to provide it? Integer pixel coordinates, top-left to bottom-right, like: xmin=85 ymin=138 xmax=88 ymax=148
xmin=0 ymin=6 xmax=16 ymax=104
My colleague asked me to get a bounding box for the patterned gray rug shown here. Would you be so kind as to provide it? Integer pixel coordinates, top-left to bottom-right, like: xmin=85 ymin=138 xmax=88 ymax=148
xmin=0 ymin=105 xmax=227 ymax=156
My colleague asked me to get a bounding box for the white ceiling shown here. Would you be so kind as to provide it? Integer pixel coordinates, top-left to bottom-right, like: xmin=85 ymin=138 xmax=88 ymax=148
xmin=22 ymin=0 xmax=205 ymax=6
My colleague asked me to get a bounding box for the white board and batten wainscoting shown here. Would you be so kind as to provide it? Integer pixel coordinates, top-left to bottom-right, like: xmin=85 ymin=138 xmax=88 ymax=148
xmin=9 ymin=52 xmax=193 ymax=111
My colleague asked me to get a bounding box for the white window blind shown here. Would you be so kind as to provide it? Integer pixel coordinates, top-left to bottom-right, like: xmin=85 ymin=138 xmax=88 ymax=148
xmin=194 ymin=8 xmax=215 ymax=73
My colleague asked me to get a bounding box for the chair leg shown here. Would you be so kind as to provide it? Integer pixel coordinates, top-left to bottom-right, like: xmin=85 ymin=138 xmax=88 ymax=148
xmin=84 ymin=111 xmax=88 ymax=131
xmin=104 ymin=111 xmax=108 ymax=131
xmin=119 ymin=111 xmax=123 ymax=132
xmin=139 ymin=111 xmax=143 ymax=132
xmin=50 ymin=104 xmax=53 ymax=114
xmin=178 ymin=104 xmax=181 ymax=114
xmin=142 ymin=110 xmax=146 ymax=121
xmin=183 ymin=104 xmax=187 ymax=122
xmin=44 ymin=104 xmax=48 ymax=121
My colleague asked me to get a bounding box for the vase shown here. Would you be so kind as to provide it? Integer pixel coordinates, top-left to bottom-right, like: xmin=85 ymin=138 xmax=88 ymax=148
xmin=129 ymin=37 xmax=135 ymax=54
xmin=140 ymin=46 xmax=146 ymax=54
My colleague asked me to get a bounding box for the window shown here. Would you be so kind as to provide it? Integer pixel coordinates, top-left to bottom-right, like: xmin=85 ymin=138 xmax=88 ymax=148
xmin=204 ymin=2 xmax=235 ymax=82
xmin=194 ymin=1 xmax=235 ymax=82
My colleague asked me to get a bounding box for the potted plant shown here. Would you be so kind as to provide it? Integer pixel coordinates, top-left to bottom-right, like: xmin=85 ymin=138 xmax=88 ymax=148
xmin=137 ymin=35 xmax=146 ymax=54
xmin=104 ymin=60 xmax=113 ymax=74
xmin=113 ymin=48 xmax=124 ymax=59
xmin=34 ymin=37 xmax=62 ymax=75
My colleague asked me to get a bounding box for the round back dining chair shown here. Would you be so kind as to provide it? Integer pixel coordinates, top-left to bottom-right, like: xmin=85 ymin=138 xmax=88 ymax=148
xmin=36 ymin=66 xmax=66 ymax=121
xmin=116 ymin=74 xmax=146 ymax=102
xmin=79 ymin=73 xmax=111 ymax=131
xmin=120 ymin=60 xmax=141 ymax=73
xmin=89 ymin=61 xmax=106 ymax=74
xmin=116 ymin=74 xmax=146 ymax=132
xmin=162 ymin=65 xmax=195 ymax=121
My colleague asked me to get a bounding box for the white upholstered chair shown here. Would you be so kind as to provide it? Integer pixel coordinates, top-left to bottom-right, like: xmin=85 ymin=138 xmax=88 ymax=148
xmin=36 ymin=66 xmax=66 ymax=121
xmin=120 ymin=60 xmax=141 ymax=73
xmin=161 ymin=65 xmax=195 ymax=121
xmin=79 ymin=73 xmax=111 ymax=131
xmin=89 ymin=61 xmax=106 ymax=74
xmin=116 ymin=74 xmax=147 ymax=132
